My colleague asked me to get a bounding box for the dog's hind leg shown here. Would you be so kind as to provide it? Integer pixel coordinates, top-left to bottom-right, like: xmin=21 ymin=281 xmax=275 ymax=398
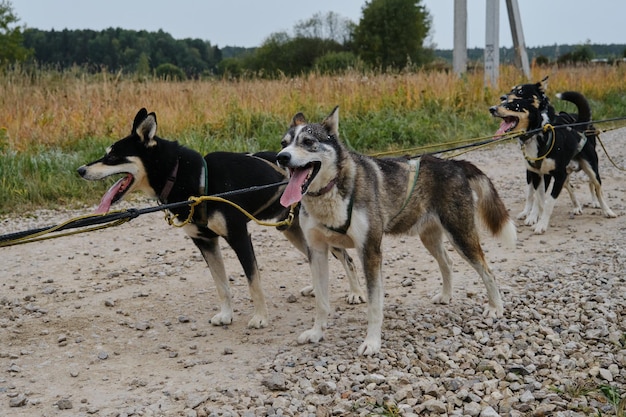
xmin=330 ymin=247 xmax=365 ymax=304
xmin=579 ymin=160 xmax=616 ymax=218
xmin=563 ymin=176 xmax=583 ymax=215
xmin=438 ymin=214 xmax=503 ymax=317
xmin=419 ymin=223 xmax=454 ymax=305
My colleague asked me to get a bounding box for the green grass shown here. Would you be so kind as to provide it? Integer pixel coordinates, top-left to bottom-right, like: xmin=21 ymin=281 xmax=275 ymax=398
xmin=2 ymin=68 xmax=626 ymax=215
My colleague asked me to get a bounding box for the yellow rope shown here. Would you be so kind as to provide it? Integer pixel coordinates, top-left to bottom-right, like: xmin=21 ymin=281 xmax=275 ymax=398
xmin=522 ymin=124 xmax=556 ymax=162
xmin=596 ymin=131 xmax=626 ymax=171
xmin=0 ymin=212 xmax=132 ymax=247
xmin=164 ymin=195 xmax=296 ymax=229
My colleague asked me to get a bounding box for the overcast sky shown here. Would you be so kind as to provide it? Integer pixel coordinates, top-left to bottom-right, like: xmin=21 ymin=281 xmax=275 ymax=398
xmin=13 ymin=1 xmax=626 ymax=49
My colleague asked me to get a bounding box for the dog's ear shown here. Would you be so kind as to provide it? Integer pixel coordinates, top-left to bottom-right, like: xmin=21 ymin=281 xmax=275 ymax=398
xmin=131 ymin=108 xmax=149 ymax=133
xmin=322 ymin=106 xmax=339 ymax=138
xmin=291 ymin=112 xmax=307 ymax=128
xmin=538 ymin=76 xmax=548 ymax=94
xmin=135 ymin=112 xmax=158 ymax=147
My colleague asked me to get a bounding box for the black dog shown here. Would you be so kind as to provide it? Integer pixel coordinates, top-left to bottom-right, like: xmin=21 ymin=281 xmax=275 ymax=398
xmin=490 ymin=80 xmax=615 ymax=233
xmin=77 ymin=108 xmax=364 ymax=328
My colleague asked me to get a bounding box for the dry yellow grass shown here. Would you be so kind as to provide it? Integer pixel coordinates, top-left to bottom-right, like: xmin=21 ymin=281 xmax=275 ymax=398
xmin=1 ymin=64 xmax=624 ymax=151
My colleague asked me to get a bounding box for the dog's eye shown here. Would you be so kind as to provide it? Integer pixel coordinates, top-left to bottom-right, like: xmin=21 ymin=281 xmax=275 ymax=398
xmin=303 ymin=138 xmax=316 ymax=147
xmin=280 ymin=139 xmax=289 ymax=148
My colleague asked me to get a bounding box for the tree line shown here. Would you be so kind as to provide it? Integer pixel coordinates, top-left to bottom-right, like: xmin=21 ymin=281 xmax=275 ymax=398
xmin=2 ymin=0 xmax=625 ymax=80
xmin=1 ymin=0 xmax=434 ymax=79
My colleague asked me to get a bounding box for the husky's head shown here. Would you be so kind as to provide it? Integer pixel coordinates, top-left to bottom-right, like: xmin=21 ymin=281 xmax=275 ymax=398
xmin=277 ymin=106 xmax=342 ymax=207
xmin=77 ymin=108 xmax=159 ymax=213
xmin=489 ymin=77 xmax=553 ymax=138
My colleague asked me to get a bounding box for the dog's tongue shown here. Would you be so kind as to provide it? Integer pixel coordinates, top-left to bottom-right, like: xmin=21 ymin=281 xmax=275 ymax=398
xmin=494 ymin=119 xmax=515 ymax=138
xmin=280 ymin=168 xmax=309 ymax=207
xmin=94 ymin=176 xmax=129 ymax=214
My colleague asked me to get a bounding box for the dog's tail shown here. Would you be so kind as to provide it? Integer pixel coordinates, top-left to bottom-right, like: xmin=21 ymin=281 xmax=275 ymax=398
xmin=457 ymin=160 xmax=517 ymax=248
xmin=556 ymin=91 xmax=596 ymax=145
xmin=556 ymin=91 xmax=591 ymax=125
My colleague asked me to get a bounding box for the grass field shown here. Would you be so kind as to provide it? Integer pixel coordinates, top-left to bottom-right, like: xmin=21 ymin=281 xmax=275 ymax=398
xmin=1 ymin=64 xmax=626 ymax=214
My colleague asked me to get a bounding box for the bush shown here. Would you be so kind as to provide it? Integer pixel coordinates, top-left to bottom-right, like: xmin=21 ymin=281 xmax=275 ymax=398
xmin=314 ymin=51 xmax=360 ymax=74
xmin=155 ymin=63 xmax=186 ymax=80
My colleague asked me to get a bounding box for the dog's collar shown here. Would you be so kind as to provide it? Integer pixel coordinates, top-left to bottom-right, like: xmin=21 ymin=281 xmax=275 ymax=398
xmin=159 ymin=158 xmax=179 ymax=203
xmin=306 ymin=177 xmax=337 ymax=197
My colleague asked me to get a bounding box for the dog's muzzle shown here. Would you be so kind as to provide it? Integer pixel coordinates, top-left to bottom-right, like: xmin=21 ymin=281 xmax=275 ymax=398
xmin=276 ymin=152 xmax=291 ymax=168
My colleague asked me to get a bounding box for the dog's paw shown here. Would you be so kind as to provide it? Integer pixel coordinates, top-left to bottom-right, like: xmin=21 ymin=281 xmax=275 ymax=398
xmin=524 ymin=215 xmax=539 ymax=226
xmin=358 ymin=338 xmax=381 ymax=356
xmin=247 ymin=314 xmax=269 ymax=329
xmin=572 ymin=206 xmax=583 ymax=215
xmin=482 ymin=303 xmax=504 ymax=319
xmin=297 ymin=328 xmax=324 ymax=344
xmin=299 ymin=285 xmax=315 ymax=297
xmin=210 ymin=312 xmax=233 ymax=326
xmin=346 ymin=291 xmax=366 ymax=304
xmin=533 ymin=222 xmax=548 ymax=234
xmin=604 ymin=209 xmax=617 ymax=218
xmin=516 ymin=211 xmax=528 ymax=220
xmin=431 ymin=292 xmax=451 ymax=305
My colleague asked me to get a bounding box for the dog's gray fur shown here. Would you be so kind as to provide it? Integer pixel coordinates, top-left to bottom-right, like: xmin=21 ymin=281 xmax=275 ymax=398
xmin=277 ymin=106 xmax=517 ymax=355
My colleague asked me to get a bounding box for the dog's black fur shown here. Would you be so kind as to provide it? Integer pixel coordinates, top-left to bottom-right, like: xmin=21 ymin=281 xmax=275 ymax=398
xmin=77 ymin=108 xmax=362 ymax=328
xmin=490 ymin=80 xmax=615 ymax=233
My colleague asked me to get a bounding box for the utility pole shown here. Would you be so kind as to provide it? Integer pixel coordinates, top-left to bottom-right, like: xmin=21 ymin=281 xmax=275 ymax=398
xmin=453 ymin=0 xmax=530 ymax=85
xmin=484 ymin=0 xmax=499 ymax=86
xmin=505 ymin=0 xmax=531 ymax=79
xmin=453 ymin=0 xmax=467 ymax=75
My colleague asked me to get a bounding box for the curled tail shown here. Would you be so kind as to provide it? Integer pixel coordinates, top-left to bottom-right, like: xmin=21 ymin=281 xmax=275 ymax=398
xmin=457 ymin=160 xmax=517 ymax=248
xmin=556 ymin=91 xmax=596 ymax=145
xmin=556 ymin=91 xmax=592 ymax=124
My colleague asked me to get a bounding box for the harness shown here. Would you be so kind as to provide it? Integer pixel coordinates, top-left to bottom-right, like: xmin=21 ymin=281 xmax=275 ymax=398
xmin=389 ymin=158 xmax=420 ymax=224
xmin=160 ymin=155 xmax=209 ymax=225
xmin=159 ymin=158 xmax=179 ymax=203
xmin=309 ymin=158 xmax=421 ymax=235
xmin=522 ymin=124 xmax=587 ymax=170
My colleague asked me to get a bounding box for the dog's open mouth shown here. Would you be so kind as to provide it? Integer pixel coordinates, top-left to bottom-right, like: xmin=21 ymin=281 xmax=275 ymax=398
xmin=95 ymin=173 xmax=134 ymax=214
xmin=280 ymin=162 xmax=321 ymax=207
xmin=494 ymin=116 xmax=519 ymax=138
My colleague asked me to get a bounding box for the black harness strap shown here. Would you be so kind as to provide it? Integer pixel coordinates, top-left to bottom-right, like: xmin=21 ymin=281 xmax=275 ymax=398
xmin=159 ymin=159 xmax=179 ymax=203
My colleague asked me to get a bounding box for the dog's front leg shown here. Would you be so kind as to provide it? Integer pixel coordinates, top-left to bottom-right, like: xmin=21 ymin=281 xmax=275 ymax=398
xmin=186 ymin=231 xmax=234 ymax=326
xmin=358 ymin=242 xmax=384 ymax=356
xmin=525 ymin=176 xmax=545 ymax=226
xmin=297 ymin=245 xmax=330 ymax=344
xmin=517 ymin=172 xmax=535 ymax=220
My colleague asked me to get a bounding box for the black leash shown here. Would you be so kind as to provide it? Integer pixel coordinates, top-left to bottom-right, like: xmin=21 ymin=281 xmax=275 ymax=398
xmin=0 ymin=180 xmax=288 ymax=246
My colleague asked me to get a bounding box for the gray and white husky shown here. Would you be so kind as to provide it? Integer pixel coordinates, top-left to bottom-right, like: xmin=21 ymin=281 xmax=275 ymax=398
xmin=277 ymin=106 xmax=517 ymax=355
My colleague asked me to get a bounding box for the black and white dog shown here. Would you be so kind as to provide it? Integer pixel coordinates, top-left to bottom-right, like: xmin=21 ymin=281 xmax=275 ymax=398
xmin=490 ymin=79 xmax=616 ymax=233
xmin=77 ymin=108 xmax=364 ymax=328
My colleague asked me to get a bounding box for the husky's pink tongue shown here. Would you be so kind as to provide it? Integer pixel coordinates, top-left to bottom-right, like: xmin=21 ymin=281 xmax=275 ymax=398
xmin=280 ymin=168 xmax=310 ymax=207
xmin=494 ymin=119 xmax=515 ymax=138
xmin=94 ymin=176 xmax=130 ymax=214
